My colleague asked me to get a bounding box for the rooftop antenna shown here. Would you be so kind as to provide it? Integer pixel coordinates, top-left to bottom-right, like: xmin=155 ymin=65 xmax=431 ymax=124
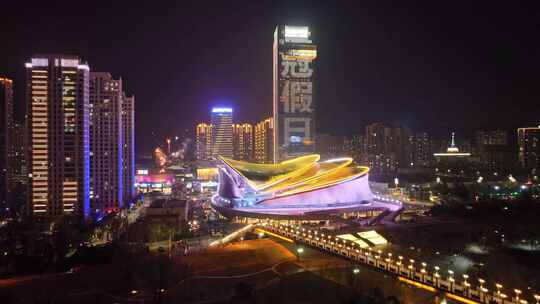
xmin=447 ymin=132 xmax=459 ymax=153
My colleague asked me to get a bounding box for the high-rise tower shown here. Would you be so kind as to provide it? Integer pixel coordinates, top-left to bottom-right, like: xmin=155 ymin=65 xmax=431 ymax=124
xmin=211 ymin=108 xmax=233 ymax=158
xmin=25 ymin=55 xmax=90 ymax=219
xmin=122 ymin=94 xmax=135 ymax=200
xmin=233 ymin=123 xmax=253 ymax=160
xmin=273 ymin=25 xmax=317 ymax=162
xmin=196 ymin=123 xmax=213 ymax=161
xmin=518 ymin=127 xmax=540 ymax=173
xmin=254 ymin=118 xmax=274 ymax=163
xmin=89 ymin=72 xmax=123 ymax=212
xmin=0 ymin=77 xmax=14 ymax=209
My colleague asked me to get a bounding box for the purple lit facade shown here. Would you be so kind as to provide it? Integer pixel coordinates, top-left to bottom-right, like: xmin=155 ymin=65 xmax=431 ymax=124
xmin=211 ymin=155 xmax=401 ymax=219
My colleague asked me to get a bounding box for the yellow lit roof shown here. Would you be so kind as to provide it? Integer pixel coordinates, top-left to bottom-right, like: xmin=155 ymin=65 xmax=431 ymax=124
xmin=357 ymin=230 xmax=388 ymax=246
xmin=337 ymin=234 xmax=370 ymax=248
xmin=336 ymin=234 xmax=358 ymax=241
xmin=219 ymin=154 xmax=369 ymax=195
xmin=261 ymin=158 xmax=352 ymax=194
xmin=276 ymin=165 xmax=368 ymax=197
xmin=219 ymin=154 xmax=320 ymax=189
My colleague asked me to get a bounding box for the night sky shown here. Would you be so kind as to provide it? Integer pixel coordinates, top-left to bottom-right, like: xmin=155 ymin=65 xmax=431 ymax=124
xmin=1 ymin=1 xmax=539 ymax=154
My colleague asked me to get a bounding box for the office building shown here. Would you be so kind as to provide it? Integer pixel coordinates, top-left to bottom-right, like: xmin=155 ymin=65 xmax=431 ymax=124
xmin=254 ymin=118 xmax=274 ymax=163
xmin=1 ymin=77 xmax=14 ymax=208
xmin=407 ymin=132 xmax=432 ymax=168
xmin=9 ymin=123 xmax=27 ymax=184
xmin=315 ymin=134 xmax=344 ymax=159
xmin=211 ymin=107 xmax=233 ymax=158
xmin=433 ymin=133 xmax=472 ymax=174
xmin=196 ymin=123 xmax=213 ymax=161
xmin=89 ymin=72 xmax=124 ymax=211
xmin=233 ymin=123 xmax=253 ymax=160
xmin=7 ymin=123 xmax=28 ymax=214
xmin=343 ymin=134 xmax=366 ymax=162
xmin=365 ymin=123 xmax=407 ymax=174
xmin=273 ymin=25 xmax=317 ymax=161
xmin=122 ymin=94 xmax=135 ymax=200
xmin=25 ymin=55 xmax=90 ymax=219
xmin=518 ymin=127 xmax=540 ymax=173
xmin=475 ymin=129 xmax=509 ymax=172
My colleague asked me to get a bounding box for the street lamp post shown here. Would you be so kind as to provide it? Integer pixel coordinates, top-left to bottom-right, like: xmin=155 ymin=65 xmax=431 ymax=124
xmin=447 ymin=270 xmax=454 ymax=292
xmin=495 ymin=283 xmax=502 ymax=297
xmin=352 ymin=267 xmax=360 ymax=290
xmin=477 ymin=278 xmax=486 ymax=301
xmin=296 ymin=247 xmax=304 ymax=261
xmin=461 ymin=274 xmax=469 ymax=296
xmin=514 ymin=289 xmax=522 ymax=303
xmin=478 ymin=278 xmax=485 ymax=290
xmin=420 ymin=262 xmax=427 ymax=282
xmin=434 ymin=266 xmax=440 ymax=287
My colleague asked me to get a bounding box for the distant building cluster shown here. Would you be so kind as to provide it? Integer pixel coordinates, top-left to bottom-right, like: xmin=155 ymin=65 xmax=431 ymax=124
xmin=0 ymin=55 xmax=135 ymax=221
xmin=185 ymin=23 xmax=540 ymax=182
xmin=195 ymin=24 xmax=317 ymax=165
xmin=316 ymin=123 xmax=434 ymax=175
xmin=196 ymin=108 xmax=273 ymax=163
xmin=518 ymin=127 xmax=540 ymax=174
xmin=315 ymin=123 xmax=540 ymax=177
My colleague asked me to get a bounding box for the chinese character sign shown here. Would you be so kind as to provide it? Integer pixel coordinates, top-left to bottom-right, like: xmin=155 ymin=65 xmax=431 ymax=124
xmin=280 ymin=56 xmax=314 ymax=114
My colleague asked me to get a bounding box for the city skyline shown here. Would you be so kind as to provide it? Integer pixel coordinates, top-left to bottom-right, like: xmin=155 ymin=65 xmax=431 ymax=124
xmin=1 ymin=2 xmax=539 ymax=154
xmin=2 ymin=4 xmax=540 ymax=303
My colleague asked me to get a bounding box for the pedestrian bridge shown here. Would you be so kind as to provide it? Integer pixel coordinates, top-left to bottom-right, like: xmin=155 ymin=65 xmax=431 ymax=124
xmin=256 ymin=221 xmax=533 ymax=304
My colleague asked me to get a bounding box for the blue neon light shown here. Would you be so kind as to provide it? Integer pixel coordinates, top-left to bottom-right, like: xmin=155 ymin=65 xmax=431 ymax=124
xmin=212 ymin=107 xmax=233 ymax=113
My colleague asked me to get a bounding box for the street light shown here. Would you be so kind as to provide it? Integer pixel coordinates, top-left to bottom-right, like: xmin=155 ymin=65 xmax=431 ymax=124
xmin=352 ymin=267 xmax=360 ymax=289
xmin=478 ymin=278 xmax=485 ymax=289
xmin=296 ymin=247 xmax=304 ymax=261
xmin=514 ymin=289 xmax=522 ymax=302
xmin=495 ymin=283 xmax=502 ymax=296
xmin=533 ymin=294 xmax=540 ymax=304
xmin=408 ymin=259 xmax=415 ymax=273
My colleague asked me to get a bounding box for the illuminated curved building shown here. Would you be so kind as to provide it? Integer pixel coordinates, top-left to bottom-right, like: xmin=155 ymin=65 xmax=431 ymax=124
xmin=212 ymin=154 xmax=402 ymax=219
